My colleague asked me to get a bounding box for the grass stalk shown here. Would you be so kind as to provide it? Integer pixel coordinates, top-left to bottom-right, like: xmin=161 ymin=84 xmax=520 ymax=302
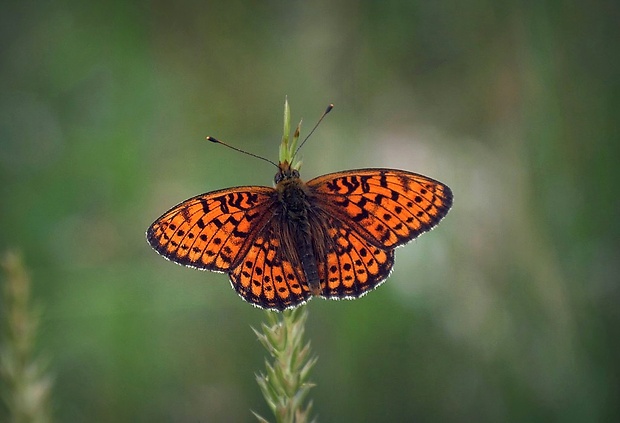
xmin=0 ymin=251 xmax=53 ymax=423
xmin=252 ymin=307 xmax=317 ymax=423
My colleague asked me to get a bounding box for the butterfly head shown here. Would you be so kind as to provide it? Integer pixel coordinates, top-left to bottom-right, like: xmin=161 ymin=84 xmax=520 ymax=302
xmin=274 ymin=160 xmax=301 ymax=184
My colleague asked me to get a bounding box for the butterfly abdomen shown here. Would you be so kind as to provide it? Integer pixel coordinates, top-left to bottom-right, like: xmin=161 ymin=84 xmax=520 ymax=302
xmin=296 ymin=232 xmax=321 ymax=296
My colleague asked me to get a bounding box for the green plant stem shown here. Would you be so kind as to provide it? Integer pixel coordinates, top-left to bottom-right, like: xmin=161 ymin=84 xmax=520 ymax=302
xmin=253 ymin=307 xmax=317 ymax=423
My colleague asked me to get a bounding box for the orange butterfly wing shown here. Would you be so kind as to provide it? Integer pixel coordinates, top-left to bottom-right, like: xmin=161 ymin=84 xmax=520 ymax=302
xmin=146 ymin=187 xmax=275 ymax=271
xmin=310 ymin=211 xmax=395 ymax=300
xmin=307 ymin=169 xmax=452 ymax=298
xmin=229 ymin=224 xmax=312 ymax=310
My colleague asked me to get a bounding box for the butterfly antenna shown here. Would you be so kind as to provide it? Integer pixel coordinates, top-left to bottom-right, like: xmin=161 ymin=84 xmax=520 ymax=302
xmin=294 ymin=103 xmax=334 ymax=156
xmin=206 ymin=136 xmax=279 ymax=168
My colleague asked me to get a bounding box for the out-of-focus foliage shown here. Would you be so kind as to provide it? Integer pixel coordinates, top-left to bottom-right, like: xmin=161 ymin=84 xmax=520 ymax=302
xmin=1 ymin=0 xmax=618 ymax=422
xmin=1 ymin=251 xmax=53 ymax=423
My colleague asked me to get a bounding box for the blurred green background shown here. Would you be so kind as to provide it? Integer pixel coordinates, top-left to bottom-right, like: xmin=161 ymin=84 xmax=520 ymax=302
xmin=1 ymin=0 xmax=619 ymax=421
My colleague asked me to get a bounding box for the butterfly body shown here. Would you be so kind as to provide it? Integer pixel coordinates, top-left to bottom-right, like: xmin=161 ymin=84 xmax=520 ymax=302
xmin=272 ymin=162 xmax=323 ymax=296
xmin=147 ymin=161 xmax=452 ymax=311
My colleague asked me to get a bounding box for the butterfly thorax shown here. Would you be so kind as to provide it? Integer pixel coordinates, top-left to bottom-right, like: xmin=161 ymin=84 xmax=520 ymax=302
xmin=276 ymin=178 xmax=309 ymax=218
xmin=274 ymin=161 xmax=309 ymax=219
xmin=274 ymin=162 xmax=322 ymax=296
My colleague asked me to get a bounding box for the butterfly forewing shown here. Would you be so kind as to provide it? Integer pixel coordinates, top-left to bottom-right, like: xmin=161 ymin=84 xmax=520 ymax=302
xmin=147 ymin=186 xmax=276 ymax=271
xmin=307 ymin=169 xmax=453 ymax=249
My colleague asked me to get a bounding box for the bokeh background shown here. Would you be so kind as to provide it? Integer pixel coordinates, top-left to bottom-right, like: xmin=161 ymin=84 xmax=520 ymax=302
xmin=1 ymin=1 xmax=619 ymax=422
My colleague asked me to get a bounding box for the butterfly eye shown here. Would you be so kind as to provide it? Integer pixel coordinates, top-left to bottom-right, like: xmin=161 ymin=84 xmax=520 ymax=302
xmin=274 ymin=172 xmax=284 ymax=184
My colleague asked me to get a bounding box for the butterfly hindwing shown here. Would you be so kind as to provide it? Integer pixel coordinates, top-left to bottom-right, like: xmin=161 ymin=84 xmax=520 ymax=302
xmin=229 ymin=223 xmax=312 ymax=310
xmin=314 ymin=212 xmax=395 ymax=299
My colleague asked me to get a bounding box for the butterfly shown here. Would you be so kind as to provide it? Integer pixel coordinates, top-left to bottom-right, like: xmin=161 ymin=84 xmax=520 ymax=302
xmin=146 ymin=105 xmax=452 ymax=311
